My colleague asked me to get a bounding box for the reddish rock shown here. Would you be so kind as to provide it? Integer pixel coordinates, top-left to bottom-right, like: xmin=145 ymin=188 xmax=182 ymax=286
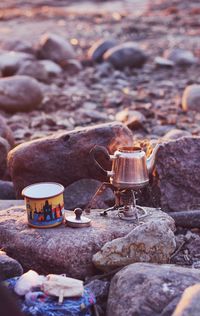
xmin=107 ymin=263 xmax=200 ymax=316
xmin=8 ymin=122 xmax=133 ymax=197
xmin=155 ymin=137 xmax=200 ymax=211
xmin=0 ymin=207 xmax=137 ymax=279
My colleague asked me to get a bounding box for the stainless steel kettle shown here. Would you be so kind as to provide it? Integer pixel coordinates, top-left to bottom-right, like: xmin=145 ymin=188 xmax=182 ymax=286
xmin=90 ymin=145 xmax=159 ymax=189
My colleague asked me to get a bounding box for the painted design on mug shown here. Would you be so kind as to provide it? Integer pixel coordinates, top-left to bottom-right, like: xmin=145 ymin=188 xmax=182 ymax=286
xmin=26 ymin=195 xmax=64 ymax=227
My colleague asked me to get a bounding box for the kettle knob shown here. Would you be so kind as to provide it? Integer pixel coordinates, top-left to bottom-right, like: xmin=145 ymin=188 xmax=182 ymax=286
xmin=74 ymin=208 xmax=82 ymax=220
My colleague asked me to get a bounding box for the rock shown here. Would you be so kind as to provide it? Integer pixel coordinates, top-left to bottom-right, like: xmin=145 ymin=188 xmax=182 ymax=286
xmin=8 ymin=122 xmax=133 ymax=197
xmin=116 ymin=109 xmax=146 ymax=130
xmin=103 ymin=42 xmax=147 ymax=69
xmin=16 ymin=60 xmax=48 ymax=82
xmin=39 ymin=60 xmax=62 ymax=76
xmin=93 ymin=210 xmax=176 ymax=271
xmin=0 ymin=181 xmax=15 ymax=199
xmin=155 ymin=137 xmax=200 ymax=211
xmin=88 ymin=39 xmax=117 ymax=63
xmin=64 ymin=179 xmax=114 ymax=210
xmin=172 ymin=284 xmax=200 ymax=316
xmin=0 ymin=137 xmax=10 ymax=179
xmin=0 ymin=39 xmax=35 ymax=55
xmin=0 ymin=207 xmax=146 ymax=279
xmin=154 ymin=56 xmax=174 ymax=67
xmin=0 ymin=76 xmax=43 ymax=112
xmin=0 ymin=51 xmax=35 ymax=76
xmin=107 ymin=263 xmax=200 ymax=316
xmin=0 ymin=251 xmax=23 ymax=280
xmin=85 ymin=279 xmax=110 ymax=313
xmin=0 ymin=115 xmax=15 ymax=147
xmin=164 ymin=48 xmax=198 ymax=66
xmin=182 ymin=84 xmax=200 ymax=112
xmin=63 ymin=59 xmax=82 ymax=74
xmin=0 ymin=200 xmax=23 ymax=211
xmin=163 ymin=129 xmax=191 ymax=141
xmin=38 ymin=33 xmax=75 ymax=66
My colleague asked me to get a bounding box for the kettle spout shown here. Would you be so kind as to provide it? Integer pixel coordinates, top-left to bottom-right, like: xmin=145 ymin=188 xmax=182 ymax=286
xmin=147 ymin=143 xmax=160 ymax=175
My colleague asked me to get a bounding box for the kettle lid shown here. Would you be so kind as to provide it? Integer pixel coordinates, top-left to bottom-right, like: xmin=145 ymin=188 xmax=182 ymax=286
xmin=65 ymin=208 xmax=91 ymax=228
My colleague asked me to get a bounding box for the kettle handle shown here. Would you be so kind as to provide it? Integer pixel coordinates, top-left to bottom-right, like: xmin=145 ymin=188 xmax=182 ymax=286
xmin=90 ymin=145 xmax=111 ymax=177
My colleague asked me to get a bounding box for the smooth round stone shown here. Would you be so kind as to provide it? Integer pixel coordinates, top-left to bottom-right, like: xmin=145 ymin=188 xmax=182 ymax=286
xmin=103 ymin=42 xmax=147 ymax=69
xmin=0 ymin=75 xmax=43 ymax=112
xmin=164 ymin=48 xmax=198 ymax=66
xmin=88 ymin=39 xmax=117 ymax=63
xmin=182 ymin=84 xmax=200 ymax=112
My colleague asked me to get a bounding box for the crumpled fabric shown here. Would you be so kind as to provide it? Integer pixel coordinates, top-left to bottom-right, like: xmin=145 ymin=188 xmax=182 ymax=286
xmin=3 ymin=277 xmax=95 ymax=316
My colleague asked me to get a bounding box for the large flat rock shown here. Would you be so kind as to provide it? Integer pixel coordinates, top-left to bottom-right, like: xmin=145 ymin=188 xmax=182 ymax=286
xmin=0 ymin=206 xmax=172 ymax=279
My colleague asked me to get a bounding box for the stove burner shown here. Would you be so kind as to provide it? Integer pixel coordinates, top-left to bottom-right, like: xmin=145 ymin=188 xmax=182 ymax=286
xmin=85 ymin=183 xmax=148 ymax=223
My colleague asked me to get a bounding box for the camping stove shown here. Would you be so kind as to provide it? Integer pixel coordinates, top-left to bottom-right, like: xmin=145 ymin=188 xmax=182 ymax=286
xmin=85 ymin=144 xmax=159 ymax=222
xmin=85 ymin=182 xmax=148 ymax=223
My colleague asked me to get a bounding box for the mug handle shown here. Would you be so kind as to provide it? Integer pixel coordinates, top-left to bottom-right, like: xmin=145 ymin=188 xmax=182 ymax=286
xmin=90 ymin=145 xmax=110 ymax=177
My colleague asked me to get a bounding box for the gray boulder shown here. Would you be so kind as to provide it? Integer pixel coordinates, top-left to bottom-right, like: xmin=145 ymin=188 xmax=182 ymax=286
xmin=88 ymin=39 xmax=117 ymax=63
xmin=155 ymin=137 xmax=200 ymax=211
xmin=0 ymin=39 xmax=35 ymax=55
xmin=107 ymin=263 xmax=200 ymax=316
xmin=182 ymin=84 xmax=200 ymax=112
xmin=103 ymin=42 xmax=147 ymax=69
xmin=0 ymin=181 xmax=15 ymax=199
xmin=93 ymin=210 xmax=176 ymax=271
xmin=16 ymin=60 xmax=48 ymax=82
xmin=0 ymin=137 xmax=10 ymax=179
xmin=0 ymin=115 xmax=15 ymax=147
xmin=163 ymin=129 xmax=191 ymax=141
xmin=38 ymin=33 xmax=75 ymax=65
xmin=172 ymin=284 xmax=200 ymax=316
xmin=0 ymin=251 xmax=23 ymax=280
xmin=0 ymin=75 xmax=43 ymax=112
xmin=64 ymin=179 xmax=113 ymax=210
xmin=0 ymin=51 xmax=35 ymax=76
xmin=165 ymin=48 xmax=198 ymax=66
xmin=8 ymin=122 xmax=133 ymax=197
xmin=39 ymin=60 xmax=62 ymax=76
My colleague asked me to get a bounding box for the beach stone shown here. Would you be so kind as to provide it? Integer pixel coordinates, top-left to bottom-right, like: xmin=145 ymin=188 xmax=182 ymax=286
xmin=172 ymin=284 xmax=200 ymax=316
xmin=0 ymin=39 xmax=35 ymax=55
xmin=93 ymin=209 xmax=176 ymax=272
xmin=64 ymin=179 xmax=113 ymax=210
xmin=0 ymin=207 xmax=155 ymax=279
xmin=154 ymin=56 xmax=174 ymax=67
xmin=88 ymin=39 xmax=117 ymax=63
xmin=164 ymin=48 xmax=198 ymax=66
xmin=182 ymin=84 xmax=200 ymax=112
xmin=0 ymin=137 xmax=10 ymax=179
xmin=103 ymin=42 xmax=147 ymax=69
xmin=16 ymin=60 xmax=48 ymax=82
xmin=116 ymin=109 xmax=146 ymax=130
xmin=40 ymin=60 xmax=62 ymax=76
xmin=155 ymin=137 xmax=200 ymax=211
xmin=0 ymin=76 xmax=43 ymax=112
xmin=163 ymin=129 xmax=191 ymax=141
xmin=0 ymin=51 xmax=35 ymax=76
xmin=0 ymin=251 xmax=23 ymax=280
xmin=8 ymin=122 xmax=133 ymax=197
xmin=0 ymin=115 xmax=15 ymax=147
xmin=107 ymin=263 xmax=200 ymax=316
xmin=38 ymin=33 xmax=75 ymax=65
xmin=0 ymin=181 xmax=15 ymax=199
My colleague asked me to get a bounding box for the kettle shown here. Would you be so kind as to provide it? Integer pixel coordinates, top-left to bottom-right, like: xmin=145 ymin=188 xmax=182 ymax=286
xmin=90 ymin=144 xmax=159 ymax=190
